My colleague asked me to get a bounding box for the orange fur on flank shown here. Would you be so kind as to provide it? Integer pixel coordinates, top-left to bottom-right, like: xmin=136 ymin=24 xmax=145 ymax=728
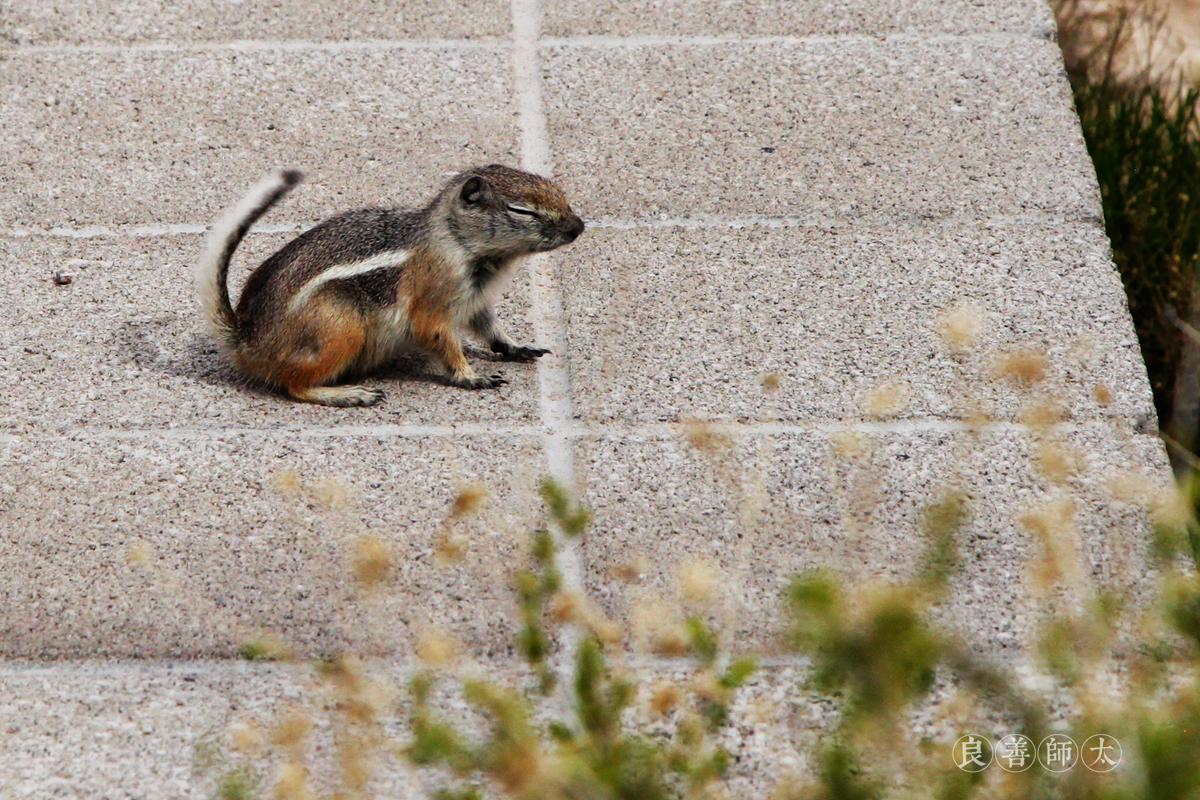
xmin=196 ymin=166 xmax=584 ymax=407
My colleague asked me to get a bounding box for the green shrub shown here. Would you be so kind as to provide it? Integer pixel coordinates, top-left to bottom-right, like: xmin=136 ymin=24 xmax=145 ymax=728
xmin=1070 ymin=68 xmax=1200 ymax=452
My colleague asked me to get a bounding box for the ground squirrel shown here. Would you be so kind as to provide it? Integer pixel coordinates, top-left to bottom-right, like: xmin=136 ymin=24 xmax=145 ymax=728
xmin=195 ymin=166 xmax=585 ymax=406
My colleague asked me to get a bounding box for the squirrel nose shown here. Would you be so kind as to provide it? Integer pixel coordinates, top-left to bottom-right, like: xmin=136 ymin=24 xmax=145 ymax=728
xmin=563 ymin=216 xmax=585 ymax=242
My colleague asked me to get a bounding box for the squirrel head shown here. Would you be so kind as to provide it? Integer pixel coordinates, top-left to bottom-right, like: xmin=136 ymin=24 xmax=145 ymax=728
xmin=439 ymin=164 xmax=585 ymax=257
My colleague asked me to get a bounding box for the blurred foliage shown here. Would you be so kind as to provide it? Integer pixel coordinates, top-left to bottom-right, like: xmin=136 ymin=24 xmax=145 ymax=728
xmin=404 ymin=479 xmax=754 ymax=800
xmin=216 ymin=768 xmax=259 ymax=800
xmin=205 ymin=467 xmax=1200 ymax=800
xmin=399 ymin=476 xmax=1200 ymax=800
xmin=1071 ymin=74 xmax=1200 ymax=437
xmin=540 ymin=477 xmax=593 ymax=537
xmin=777 ymin=472 xmax=1200 ymax=800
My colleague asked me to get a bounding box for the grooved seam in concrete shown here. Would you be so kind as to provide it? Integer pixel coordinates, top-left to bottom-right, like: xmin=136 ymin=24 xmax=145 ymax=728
xmin=4 ymin=420 xmax=1150 ymax=443
xmin=538 ymin=31 xmax=1055 ymax=48
xmin=0 ymin=654 xmax=1065 ymax=680
xmin=0 ymin=653 xmax=814 ymax=676
xmin=0 ymin=213 xmax=1100 ymax=240
xmin=0 ymin=223 xmax=309 ymax=238
xmin=1 ymin=38 xmax=511 ymax=55
xmin=511 ymin=0 xmax=587 ymax=689
xmin=0 ymin=30 xmax=1051 ymax=57
xmin=587 ymin=212 xmax=1102 ymax=230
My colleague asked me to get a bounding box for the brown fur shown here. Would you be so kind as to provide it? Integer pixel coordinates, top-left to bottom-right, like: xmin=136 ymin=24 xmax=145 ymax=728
xmin=197 ymin=166 xmax=584 ymax=407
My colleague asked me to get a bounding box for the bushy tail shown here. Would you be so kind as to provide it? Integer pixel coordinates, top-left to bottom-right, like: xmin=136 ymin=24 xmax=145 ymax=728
xmin=196 ymin=169 xmax=303 ymax=347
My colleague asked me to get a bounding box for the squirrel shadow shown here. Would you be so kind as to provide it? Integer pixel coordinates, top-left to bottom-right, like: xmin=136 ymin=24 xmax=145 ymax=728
xmin=117 ymin=316 xmax=506 ymax=397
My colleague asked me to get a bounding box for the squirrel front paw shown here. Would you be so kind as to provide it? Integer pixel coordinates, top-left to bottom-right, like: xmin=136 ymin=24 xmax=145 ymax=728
xmin=491 ymin=341 xmax=551 ymax=362
xmin=452 ymin=373 xmax=509 ymax=390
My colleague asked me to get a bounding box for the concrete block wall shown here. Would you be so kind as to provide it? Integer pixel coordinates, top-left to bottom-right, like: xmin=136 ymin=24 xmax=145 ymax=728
xmin=0 ymin=0 xmax=1172 ymax=795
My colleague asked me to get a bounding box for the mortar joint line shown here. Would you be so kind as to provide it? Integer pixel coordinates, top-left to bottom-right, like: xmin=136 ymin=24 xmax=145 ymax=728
xmin=0 ymin=29 xmax=1055 ymax=57
xmin=4 ymin=418 xmax=1151 ymax=443
xmin=538 ymin=30 xmax=1056 ymax=49
xmin=0 ymin=653 xmax=816 ymax=675
xmin=511 ymin=0 xmax=589 ymax=711
xmin=0 ymin=212 xmax=1098 ymax=241
xmin=2 ymin=38 xmax=512 ymax=56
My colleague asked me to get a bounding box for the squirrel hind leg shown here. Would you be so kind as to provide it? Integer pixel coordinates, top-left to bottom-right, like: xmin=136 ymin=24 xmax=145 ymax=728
xmin=237 ymin=302 xmax=379 ymax=406
xmin=290 ymin=385 xmax=385 ymax=407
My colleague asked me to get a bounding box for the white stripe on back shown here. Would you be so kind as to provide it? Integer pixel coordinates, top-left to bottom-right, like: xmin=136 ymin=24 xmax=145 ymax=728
xmin=288 ymin=249 xmax=411 ymax=312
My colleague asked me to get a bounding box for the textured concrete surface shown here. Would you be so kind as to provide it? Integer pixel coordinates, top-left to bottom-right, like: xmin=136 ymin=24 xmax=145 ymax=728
xmin=579 ymin=424 xmax=1166 ymax=656
xmin=0 ymin=661 xmax=821 ymax=799
xmin=0 ymin=234 xmax=541 ymax=432
xmin=0 ymin=658 xmax=1041 ymax=798
xmin=1 ymin=46 xmax=516 ymax=228
xmin=543 ymin=0 xmax=1056 ymax=37
xmin=544 ymin=38 xmax=1099 ymax=222
xmin=0 ymin=663 xmax=308 ymax=800
xmin=0 ymin=0 xmax=1175 ymax=796
xmin=0 ymin=660 xmax=530 ymax=800
xmin=558 ymin=223 xmax=1153 ymax=425
xmin=0 ymin=433 xmax=545 ymax=658
xmin=0 ymin=0 xmax=510 ymax=45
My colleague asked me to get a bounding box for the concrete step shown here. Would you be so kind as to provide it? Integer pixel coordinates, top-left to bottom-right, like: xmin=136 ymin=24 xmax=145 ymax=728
xmin=543 ymin=0 xmax=1055 ymax=37
xmin=578 ymin=424 xmax=1168 ymax=657
xmin=1 ymin=0 xmax=509 ymax=45
xmin=0 ymin=432 xmax=545 ymax=658
xmin=0 ymin=660 xmax=815 ymax=799
xmin=0 ymin=422 xmax=1167 ymax=660
xmin=557 ymin=222 xmax=1153 ymax=426
xmin=543 ymin=37 xmax=1097 ymax=223
xmin=0 ymin=234 xmax=541 ymax=433
xmin=1 ymin=45 xmax=517 ymax=229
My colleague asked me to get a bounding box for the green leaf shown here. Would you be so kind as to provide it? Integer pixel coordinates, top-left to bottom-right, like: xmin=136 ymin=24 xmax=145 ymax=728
xmin=216 ymin=768 xmax=258 ymax=800
xmin=719 ymin=656 xmax=758 ymax=689
xmin=686 ymin=616 xmax=719 ymax=665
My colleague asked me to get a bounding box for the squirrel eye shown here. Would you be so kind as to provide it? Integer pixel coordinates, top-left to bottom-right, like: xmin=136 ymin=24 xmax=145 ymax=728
xmin=506 ymin=205 xmax=540 ymax=218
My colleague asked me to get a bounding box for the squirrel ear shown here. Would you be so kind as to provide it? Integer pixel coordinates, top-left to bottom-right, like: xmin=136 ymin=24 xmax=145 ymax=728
xmin=460 ymin=176 xmax=486 ymax=205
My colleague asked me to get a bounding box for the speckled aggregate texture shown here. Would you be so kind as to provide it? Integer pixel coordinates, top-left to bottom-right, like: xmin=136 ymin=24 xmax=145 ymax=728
xmin=558 ymin=223 xmax=1153 ymax=425
xmin=0 ymin=661 xmax=536 ymax=799
xmin=0 ymin=0 xmax=511 ymax=44
xmin=0 ymin=434 xmax=545 ymax=658
xmin=0 ymin=661 xmax=836 ymax=798
xmin=579 ymin=425 xmax=1167 ymax=657
xmin=543 ymin=38 xmax=1100 ymax=221
xmin=1 ymin=47 xmax=517 ymax=228
xmin=0 ymin=0 xmax=1175 ymax=796
xmin=0 ymin=235 xmax=541 ymax=431
xmin=543 ymin=0 xmax=1056 ymax=36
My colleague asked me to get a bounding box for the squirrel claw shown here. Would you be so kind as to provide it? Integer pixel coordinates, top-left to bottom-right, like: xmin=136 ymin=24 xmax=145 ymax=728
xmin=491 ymin=341 xmax=550 ymax=362
xmin=508 ymin=346 xmax=551 ymax=362
xmin=455 ymin=374 xmax=508 ymax=390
